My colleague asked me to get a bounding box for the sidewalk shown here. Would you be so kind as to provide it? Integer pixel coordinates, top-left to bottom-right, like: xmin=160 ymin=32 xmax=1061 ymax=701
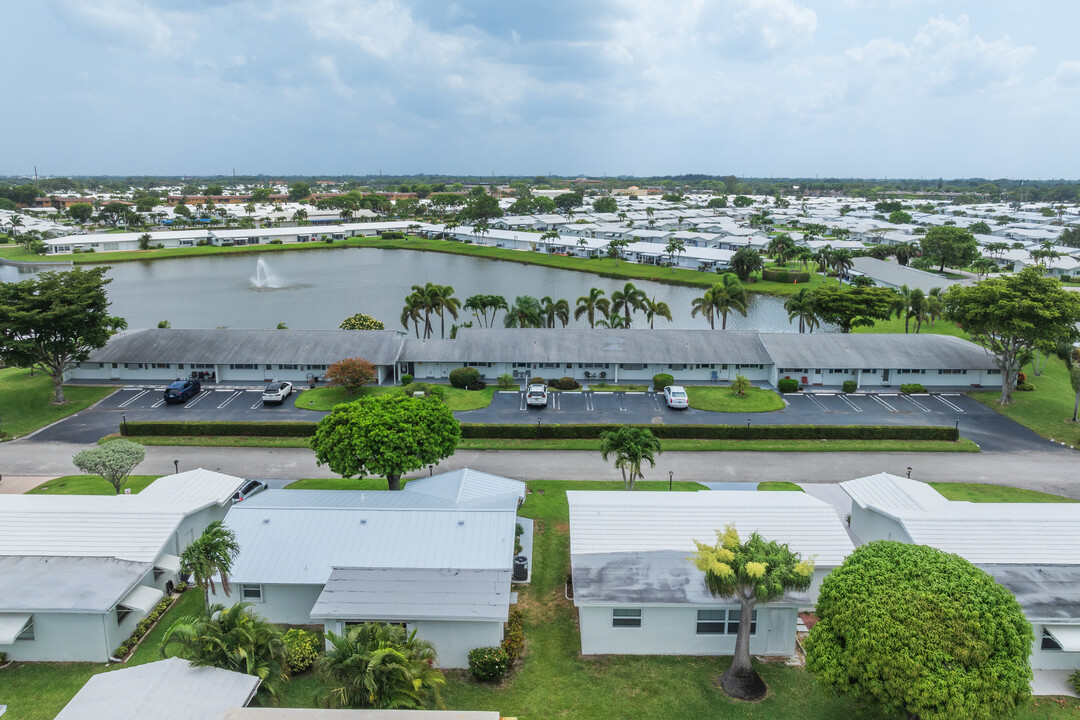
xmin=0 ymin=475 xmax=56 ymax=494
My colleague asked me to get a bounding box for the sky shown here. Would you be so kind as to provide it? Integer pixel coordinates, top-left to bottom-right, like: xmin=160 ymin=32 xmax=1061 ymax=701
xmin=3 ymin=0 xmax=1079 ymax=179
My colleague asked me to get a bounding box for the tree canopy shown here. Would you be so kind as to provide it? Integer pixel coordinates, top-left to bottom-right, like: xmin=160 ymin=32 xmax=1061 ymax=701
xmin=324 ymin=357 xmax=377 ymax=393
xmin=921 ymin=226 xmax=979 ymax=273
xmin=592 ymin=196 xmax=618 ymax=213
xmin=729 ymin=247 xmax=764 ymax=281
xmin=310 ymin=395 xmax=460 ymax=490
xmin=180 ymin=520 xmax=241 ymax=597
xmin=598 ymin=426 xmax=662 ymax=491
xmin=943 ymin=267 xmax=1080 ymax=404
xmin=339 ymin=313 xmax=386 ymax=330
xmin=72 ymin=439 xmax=145 ymax=495
xmin=805 ymin=541 xmax=1032 ymax=720
xmin=812 ymin=286 xmax=898 ymax=333
xmin=0 ymin=267 xmax=123 ymax=403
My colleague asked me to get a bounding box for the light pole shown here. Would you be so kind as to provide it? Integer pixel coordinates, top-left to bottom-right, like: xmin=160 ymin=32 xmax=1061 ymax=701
xmin=122 ymin=413 xmax=128 ymax=435
xmin=668 ymin=470 xmax=673 ymax=491
xmin=173 ymin=459 xmax=179 ymax=474
xmin=906 ymin=466 xmax=912 ymax=479
xmin=536 ymin=418 xmax=541 ymax=440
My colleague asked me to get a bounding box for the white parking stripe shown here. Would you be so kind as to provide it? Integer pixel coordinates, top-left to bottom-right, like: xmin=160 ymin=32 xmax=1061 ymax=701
xmin=804 ymin=394 xmax=829 ymax=412
xmin=935 ymin=395 xmax=965 ymax=413
xmin=216 ymin=391 xmax=243 ymax=409
xmin=519 ymin=393 xmax=526 ymax=411
xmin=184 ymin=391 xmax=212 ymax=408
xmin=901 ymin=395 xmax=932 ymax=413
xmin=151 ymin=398 xmax=166 ymax=408
xmin=869 ymin=394 xmax=896 ymax=412
xmin=838 ymin=394 xmax=863 ymax=412
xmin=118 ymin=389 xmax=150 ymax=408
xmin=585 ymin=392 xmax=594 ymax=411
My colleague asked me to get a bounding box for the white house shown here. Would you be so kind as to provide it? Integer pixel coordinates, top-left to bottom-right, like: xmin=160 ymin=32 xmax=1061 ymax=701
xmin=567 ymin=491 xmax=854 ymax=657
xmin=841 ymin=473 xmax=1080 ymax=671
xmin=0 ymin=469 xmax=247 ymax=661
xmin=209 ymin=469 xmax=526 ymax=669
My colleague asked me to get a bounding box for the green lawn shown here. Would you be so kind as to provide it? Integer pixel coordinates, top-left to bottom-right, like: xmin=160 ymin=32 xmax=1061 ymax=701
xmin=27 ymin=474 xmax=159 ymax=495
xmin=284 ymin=477 xmax=395 ymax=491
xmin=852 ymin=317 xmax=970 ymax=339
xmin=441 ymin=386 xmax=496 ymax=411
xmin=588 ymin=383 xmax=651 ymax=391
xmin=758 ymin=481 xmax=804 ymax=491
xmin=930 ymin=482 xmax=1077 ymax=503
xmin=686 ymin=385 xmax=786 ymax=413
xmin=0 ymin=368 xmax=116 ymax=439
xmin=293 ymin=385 xmax=494 ymax=412
xmin=969 ymin=357 xmax=1080 ymax=445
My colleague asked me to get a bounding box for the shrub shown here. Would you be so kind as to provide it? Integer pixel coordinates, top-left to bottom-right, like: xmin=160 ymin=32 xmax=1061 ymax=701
xmin=652 ymin=373 xmax=674 ymax=391
xmin=497 ymin=373 xmax=516 ymax=389
xmin=468 ymin=646 xmax=509 ymax=682
xmin=121 ymin=420 xmax=317 ymax=437
xmin=502 ymin=608 xmax=525 ymax=664
xmin=1069 ymin=668 xmax=1080 ymax=695
xmin=400 ymin=373 xmax=413 ymax=385
xmin=283 ymin=628 xmax=321 ymax=673
xmin=1016 ymin=371 xmax=1027 ymax=385
xmin=762 ymin=268 xmax=810 ymax=283
xmin=467 ymin=379 xmax=487 ymax=391
xmin=402 ymin=382 xmax=446 ymax=400
xmin=551 ymin=376 xmax=581 ymax=391
xmin=1016 ymin=382 xmax=1035 ymax=392
xmin=0 ymin=651 xmax=7 ymax=663
xmin=449 ymin=366 xmax=480 ymax=389
xmin=381 ymin=231 xmax=406 ymax=239
xmin=900 ymin=383 xmax=926 ymax=394
xmin=459 ymin=423 xmax=959 ymax=442
xmin=842 ymin=380 xmax=858 ymax=393
xmin=778 ymin=378 xmax=799 ymax=393
xmin=269 ymin=239 xmax=283 ymax=244
xmin=527 ymin=376 xmax=546 ymax=386
xmin=325 ymin=237 xmax=334 ymax=243
xmin=324 ymin=357 xmax=377 ymax=393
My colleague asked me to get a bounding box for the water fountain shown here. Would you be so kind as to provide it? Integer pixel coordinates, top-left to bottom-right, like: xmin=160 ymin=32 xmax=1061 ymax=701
xmin=249 ymin=257 xmax=283 ymax=289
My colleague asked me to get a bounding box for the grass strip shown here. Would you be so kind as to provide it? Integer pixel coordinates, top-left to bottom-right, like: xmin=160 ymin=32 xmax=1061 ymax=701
xmin=27 ymin=474 xmax=160 ymax=495
xmin=929 ymin=482 xmax=1077 ymax=503
xmin=0 ymin=368 xmax=115 ymax=440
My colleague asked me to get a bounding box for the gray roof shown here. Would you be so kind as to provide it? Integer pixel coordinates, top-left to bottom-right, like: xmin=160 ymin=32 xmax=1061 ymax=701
xmin=573 ymin=550 xmax=810 ymax=606
xmin=55 ymin=658 xmax=259 ymax=720
xmin=982 ymin=565 xmax=1080 ymax=621
xmin=0 ymin=556 xmax=150 ymax=613
xmin=758 ymin=332 xmax=998 ymax=371
xmin=409 ymin=328 xmax=772 ymax=364
xmin=310 ymin=567 xmax=512 ymax=622
xmin=850 ymin=256 xmax=967 ymax=294
xmin=405 ymin=469 xmax=526 ymax=505
xmin=85 ymin=328 xmax=404 ymax=366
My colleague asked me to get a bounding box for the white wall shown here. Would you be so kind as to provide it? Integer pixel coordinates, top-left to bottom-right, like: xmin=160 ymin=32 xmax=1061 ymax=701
xmin=208 ymin=583 xmax=323 ymax=625
xmin=412 ymin=620 xmax=503 ymax=669
xmin=848 ymin=506 xmax=912 ymax=544
xmin=1031 ymin=625 xmax=1080 ymax=670
xmin=0 ymin=612 xmax=113 ymax=662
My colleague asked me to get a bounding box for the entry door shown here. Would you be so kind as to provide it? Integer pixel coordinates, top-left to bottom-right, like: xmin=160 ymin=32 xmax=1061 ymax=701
xmin=264 ymin=364 xmax=274 ymax=381
xmin=765 ymin=609 xmax=790 ymax=654
xmin=110 ymin=363 xmax=120 ymax=380
xmin=882 ymin=369 xmax=891 ymax=385
xmin=812 ymin=369 xmax=823 ymax=385
xmin=719 ymin=364 xmax=731 ymax=381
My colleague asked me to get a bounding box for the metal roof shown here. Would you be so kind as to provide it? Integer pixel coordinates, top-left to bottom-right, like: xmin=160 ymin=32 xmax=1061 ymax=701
xmin=404 ymin=469 xmax=527 ymax=505
xmin=840 ymin=473 xmax=951 ymax=512
xmin=226 ymin=504 xmax=516 ymax=585
xmin=55 ymin=658 xmax=260 ymax=720
xmin=408 ymin=329 xmax=773 ymax=364
xmin=572 ymin=550 xmax=811 ymax=606
xmin=849 ymin=256 xmax=967 ymax=293
xmin=0 ymin=510 xmax=180 ymax=563
xmin=239 ymin=486 xmax=519 ymax=512
xmin=982 ymin=565 xmax=1080 ymax=621
xmin=85 ymin=328 xmax=405 ymax=365
xmin=136 ymin=468 xmax=247 ymax=514
xmin=567 ymin=491 xmax=854 ymax=567
xmin=119 ymin=585 xmax=165 ymax=614
xmin=758 ymin=332 xmax=998 ymax=371
xmin=310 ymin=567 xmax=511 ymax=622
xmin=0 ymin=613 xmax=32 ymax=644
xmin=0 ymin=556 xmax=150 ymax=613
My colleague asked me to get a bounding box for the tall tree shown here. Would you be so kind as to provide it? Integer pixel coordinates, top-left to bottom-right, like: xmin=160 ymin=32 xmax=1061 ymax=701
xmin=610 ymin=282 xmax=646 ymax=327
xmin=574 ymin=288 xmax=610 ymax=329
xmin=399 ymin=292 xmax=425 ymax=339
xmin=540 ymin=296 xmax=570 ymax=328
xmin=71 ymin=439 xmax=145 ymax=495
xmin=431 ymin=284 xmax=460 ymax=339
xmin=692 ymin=526 xmax=814 ymax=700
xmin=921 ymin=226 xmax=979 ymax=273
xmin=160 ymin=603 xmax=288 ymax=704
xmin=180 ymin=521 xmax=241 ymax=597
xmin=0 ymin=267 xmax=123 ymax=403
xmin=766 ymin=234 xmax=796 ymax=266
xmin=598 ymin=426 xmax=662 ymax=491
xmin=664 ymin=238 xmax=686 ymax=268
xmin=831 ymin=248 xmax=854 ymax=287
xmin=311 ymin=395 xmax=460 ymax=491
xmin=642 ymin=296 xmax=673 ymax=329
xmin=503 ymin=295 xmax=545 ymax=328
xmin=729 ymin=247 xmax=763 ymax=281
xmin=943 ymin=267 xmax=1080 ymax=404
xmin=691 ymin=275 xmax=748 ymax=330
xmin=806 ymin=542 xmax=1032 ymax=720
xmin=783 ymin=288 xmax=818 ymax=333
xmin=340 ymin=313 xmax=386 ymax=330
xmin=812 ymin=286 xmax=898 ymax=333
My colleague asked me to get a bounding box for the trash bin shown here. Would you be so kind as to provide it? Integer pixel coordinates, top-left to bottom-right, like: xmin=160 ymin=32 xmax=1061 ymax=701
xmin=513 ymin=555 xmax=528 ymax=581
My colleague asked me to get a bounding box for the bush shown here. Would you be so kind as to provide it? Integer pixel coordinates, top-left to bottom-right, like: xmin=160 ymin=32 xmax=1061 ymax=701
xmin=527 ymin=376 xmax=546 ymax=386
xmin=842 ymin=380 xmax=858 ymax=393
xmin=283 ymin=628 xmax=320 ymax=673
xmin=551 ymin=376 xmax=581 ymax=391
xmin=1016 ymin=382 xmax=1035 ymax=392
xmin=762 ymin=268 xmax=810 ymax=283
xmin=400 ymin=374 xmax=413 ymax=385
xmin=778 ymin=378 xmax=800 ymax=393
xmin=325 ymin=237 xmax=334 ymax=244
xmin=381 ymin=231 xmax=406 ymax=239
xmin=497 ymin=373 xmax=516 ymax=389
xmin=467 ymin=380 xmax=487 ymax=391
xmin=269 ymin=239 xmax=283 ymax=244
xmin=1016 ymin=371 xmax=1027 ymax=384
xmin=502 ymin=608 xmax=526 ymax=664
xmin=402 ymin=382 xmax=446 ymax=400
xmin=900 ymin=384 xmax=926 ymax=394
xmin=324 ymin=357 xmax=377 ymax=393
xmin=468 ymin=646 xmax=509 ymax=682
xmin=652 ymin=373 xmax=674 ymax=392
xmin=112 ymin=594 xmax=175 ymax=658
xmin=449 ymin=366 xmax=480 ymax=389
xmin=460 ymin=423 xmax=959 ymax=442
xmin=1069 ymin=668 xmax=1080 ymax=695
xmin=121 ymin=420 xmax=317 ymax=437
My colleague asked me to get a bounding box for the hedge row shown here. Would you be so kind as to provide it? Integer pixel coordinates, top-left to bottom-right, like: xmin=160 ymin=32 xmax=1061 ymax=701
xmin=761 ymin=268 xmax=811 ymax=284
xmin=120 ymin=420 xmax=958 ymax=442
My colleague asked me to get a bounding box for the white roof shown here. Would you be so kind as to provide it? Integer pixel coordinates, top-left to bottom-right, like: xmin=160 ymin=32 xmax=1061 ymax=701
xmin=1045 ymin=625 xmax=1080 ymax=652
xmin=55 ymin=658 xmax=260 ymax=720
xmin=0 ymin=555 xmax=151 ymax=613
xmin=119 ymin=584 xmax=165 ymax=614
xmin=0 ymin=509 xmax=180 ymax=562
xmin=567 ymin=491 xmax=854 ymax=567
xmin=404 ymin=469 xmax=526 ymax=505
xmin=840 ymin=473 xmax=951 ymax=512
xmin=136 ymin=468 xmax=247 ymax=514
xmin=0 ymin=613 xmax=32 ymax=644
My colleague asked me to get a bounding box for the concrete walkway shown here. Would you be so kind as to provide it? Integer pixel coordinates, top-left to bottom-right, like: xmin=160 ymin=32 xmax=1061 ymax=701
xmin=0 ymin=475 xmax=58 ymax=494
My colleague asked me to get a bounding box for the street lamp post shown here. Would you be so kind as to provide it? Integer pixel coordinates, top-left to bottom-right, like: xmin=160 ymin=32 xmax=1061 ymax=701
xmin=122 ymin=413 xmax=128 ymax=435
xmin=907 ymin=466 xmax=913 ymax=479
xmin=668 ymin=470 xmax=673 ymax=491
xmin=536 ymin=418 xmax=541 ymax=440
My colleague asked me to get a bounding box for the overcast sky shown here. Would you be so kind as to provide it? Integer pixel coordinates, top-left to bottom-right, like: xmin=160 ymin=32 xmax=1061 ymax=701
xmin=3 ymin=1 xmax=1078 ymax=179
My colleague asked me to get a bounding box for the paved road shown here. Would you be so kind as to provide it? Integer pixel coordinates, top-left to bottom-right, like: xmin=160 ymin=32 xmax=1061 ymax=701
xmin=3 ymin=442 xmax=1078 ymax=499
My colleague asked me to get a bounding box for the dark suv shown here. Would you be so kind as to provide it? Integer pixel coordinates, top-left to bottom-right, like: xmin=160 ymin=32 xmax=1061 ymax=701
xmin=164 ymin=379 xmax=201 ymax=404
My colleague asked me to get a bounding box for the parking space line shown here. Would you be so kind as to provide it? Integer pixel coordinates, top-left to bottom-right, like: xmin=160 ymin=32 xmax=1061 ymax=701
xmin=652 ymin=394 xmax=663 ymax=411
xmin=901 ymin=395 xmax=932 ymax=413
xmin=804 ymin=394 xmax=829 ymax=412
xmin=519 ymin=392 xmax=526 ymax=411
xmin=935 ymin=395 xmax=965 ymax=413
xmin=585 ymin=392 xmax=594 ymax=411
xmin=552 ymin=393 xmax=560 ymax=411
xmin=118 ymin=389 xmax=150 ymax=408
xmin=250 ymin=398 xmax=264 ymax=409
xmin=868 ymin=394 xmax=896 ymax=412
xmin=184 ymin=392 xmax=212 ymax=408
xmin=150 ymin=398 xmax=166 ymax=408
xmin=838 ymin=394 xmax=863 ymax=412
xmin=216 ymin=391 xmax=243 ymax=409
xmin=618 ymin=394 xmax=627 ymax=411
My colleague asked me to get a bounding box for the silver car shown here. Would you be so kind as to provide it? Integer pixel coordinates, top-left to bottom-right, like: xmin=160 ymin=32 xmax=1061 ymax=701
xmin=663 ymin=385 xmax=689 ymax=409
xmin=526 ymin=384 xmax=549 ymax=407
xmin=262 ymin=381 xmax=293 ymax=405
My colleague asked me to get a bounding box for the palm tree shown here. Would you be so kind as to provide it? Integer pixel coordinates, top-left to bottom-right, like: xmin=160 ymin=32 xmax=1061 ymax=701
xmin=895 ymin=240 xmax=919 ymax=267
xmin=642 ymin=296 xmax=673 ymax=329
xmin=8 ymin=214 xmax=23 ymax=241
xmin=292 ymin=208 xmax=308 ymax=225
xmin=731 ymin=374 xmax=752 ymax=396
xmin=316 ymin=623 xmax=444 ymax=710
xmin=831 ymin=248 xmax=854 ymax=287
xmin=691 ymin=275 xmax=748 ymax=330
xmin=664 ymin=238 xmax=686 ymax=268
xmin=812 ymin=246 xmax=833 ymax=277
xmin=909 ymin=288 xmax=929 ymax=333
xmin=610 ymin=282 xmax=646 ymax=327
xmin=574 ymin=288 xmax=610 ymax=329
xmin=180 ymin=521 xmax=240 ymax=597
xmin=576 ymin=236 xmax=589 ymax=256
xmin=598 ymin=426 xmax=663 ymax=491
xmin=893 ymin=284 xmax=914 ymax=333
xmin=400 ymin=291 xmax=425 ymax=338
xmin=160 ymin=603 xmax=288 ymax=704
xmin=503 ymin=295 xmax=544 ymax=328
xmin=464 ymin=294 xmax=487 ymax=327
xmin=766 ymin=234 xmax=796 ymax=266
xmin=430 ymin=284 xmax=460 ymax=339
xmin=443 ymin=219 xmax=460 ymax=239
xmin=925 ymin=287 xmax=944 ymax=327
xmin=487 ymin=294 xmax=509 ymax=327
xmin=540 ymin=296 xmax=570 ymax=328
xmin=594 ymin=312 xmax=627 ymax=329
xmin=783 ymin=288 xmax=818 ymax=334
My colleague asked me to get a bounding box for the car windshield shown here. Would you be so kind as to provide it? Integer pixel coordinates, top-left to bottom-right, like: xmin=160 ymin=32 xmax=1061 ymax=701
xmin=528 ymin=390 xmax=543 ymax=396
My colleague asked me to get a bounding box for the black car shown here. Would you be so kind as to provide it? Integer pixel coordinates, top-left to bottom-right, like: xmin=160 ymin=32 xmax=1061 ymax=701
xmin=164 ymin=379 xmax=201 ymax=404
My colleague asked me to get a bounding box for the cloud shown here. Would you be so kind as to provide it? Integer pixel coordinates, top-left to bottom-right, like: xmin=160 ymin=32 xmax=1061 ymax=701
xmin=1052 ymin=60 xmax=1080 ymax=87
xmin=913 ymin=14 xmax=1033 ymax=94
xmin=57 ymin=0 xmax=198 ymax=56
xmin=844 ymin=38 xmax=910 ymax=65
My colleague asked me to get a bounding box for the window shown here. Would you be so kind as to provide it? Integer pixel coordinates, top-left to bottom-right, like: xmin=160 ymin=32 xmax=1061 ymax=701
xmin=16 ymin=617 xmax=34 ymax=641
xmin=829 ymin=369 xmax=848 ymax=374
xmin=116 ymin=605 xmax=135 ymax=625
xmin=696 ymin=609 xmax=756 ymax=635
xmin=736 ymin=364 xmax=762 ymax=370
xmin=241 ymin=584 xmax=263 ymax=602
xmin=938 ymin=369 xmax=967 ymax=375
xmin=612 ymin=608 xmax=642 ymax=628
xmin=1042 ymin=629 xmax=1063 ymax=651
xmin=860 ymin=368 xmax=877 ymax=373
xmin=621 ymin=363 xmax=645 ymax=370
xmin=278 ymin=364 xmax=298 ymax=370
xmin=152 ymin=363 xmax=171 ymax=369
xmin=230 ymin=364 xmax=258 ymax=370
xmin=668 ymin=364 xmax=686 ymax=371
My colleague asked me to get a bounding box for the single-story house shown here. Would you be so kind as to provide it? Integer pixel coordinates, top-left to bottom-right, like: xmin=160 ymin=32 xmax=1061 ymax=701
xmin=841 ymin=473 xmax=1080 ymax=671
xmin=0 ymin=469 xmax=246 ymax=661
xmin=208 ymin=469 xmax=526 ymax=669
xmin=55 ymin=657 xmax=260 ymax=720
xmin=567 ymin=490 xmax=855 ymax=657
xmin=848 ymin=256 xmax=968 ymax=294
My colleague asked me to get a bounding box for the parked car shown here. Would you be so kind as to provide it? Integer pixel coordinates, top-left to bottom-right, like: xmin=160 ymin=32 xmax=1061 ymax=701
xmin=526 ymin=384 xmax=549 ymax=407
xmin=163 ymin=378 xmax=200 ymax=404
xmin=663 ymin=385 xmax=689 ymax=409
xmin=232 ymin=479 xmax=269 ymax=503
xmin=262 ymin=381 xmax=293 ymax=405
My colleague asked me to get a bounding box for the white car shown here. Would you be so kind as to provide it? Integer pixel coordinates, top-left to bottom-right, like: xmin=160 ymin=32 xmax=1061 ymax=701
xmin=663 ymin=385 xmax=689 ymax=409
xmin=262 ymin=381 xmax=293 ymax=405
xmin=525 ymin=384 xmax=549 ymax=407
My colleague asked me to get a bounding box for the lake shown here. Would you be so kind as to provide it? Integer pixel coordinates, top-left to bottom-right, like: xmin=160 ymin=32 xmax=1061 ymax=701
xmin=1 ymin=248 xmax=834 ymax=333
